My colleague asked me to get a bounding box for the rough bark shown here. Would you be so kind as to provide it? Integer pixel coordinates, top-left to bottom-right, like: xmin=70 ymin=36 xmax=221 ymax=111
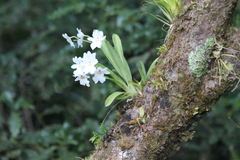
xmin=90 ymin=0 xmax=240 ymax=159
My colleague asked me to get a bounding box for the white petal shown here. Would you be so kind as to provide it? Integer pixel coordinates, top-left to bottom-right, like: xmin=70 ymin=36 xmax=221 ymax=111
xmin=71 ymin=64 xmax=78 ymax=69
xmin=76 ymin=28 xmax=84 ymax=38
xmin=92 ymin=76 xmax=98 ymax=84
xmin=90 ymin=42 xmax=97 ymax=50
xmin=87 ymin=37 xmax=94 ymax=42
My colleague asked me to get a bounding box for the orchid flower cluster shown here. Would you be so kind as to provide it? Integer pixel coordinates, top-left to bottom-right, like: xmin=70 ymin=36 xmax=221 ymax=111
xmin=62 ymin=29 xmax=110 ymax=87
xmin=62 ymin=28 xmax=158 ymax=106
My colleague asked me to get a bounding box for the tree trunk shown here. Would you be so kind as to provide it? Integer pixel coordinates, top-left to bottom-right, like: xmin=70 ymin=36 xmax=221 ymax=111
xmin=90 ymin=0 xmax=240 ymax=159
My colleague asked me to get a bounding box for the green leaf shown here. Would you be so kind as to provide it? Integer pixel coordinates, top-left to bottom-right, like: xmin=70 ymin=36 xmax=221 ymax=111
xmin=89 ymin=132 xmax=100 ymax=143
xmin=139 ymin=107 xmax=145 ymax=118
xmin=101 ymin=37 xmax=132 ymax=83
xmin=138 ymin=61 xmax=147 ymax=83
xmin=0 ymin=91 xmax=15 ymax=104
xmin=112 ymin=34 xmax=132 ymax=80
xmin=112 ymin=34 xmax=124 ymax=62
xmin=105 ymin=91 xmax=125 ymax=107
xmin=100 ymin=123 xmax=108 ymax=134
xmin=138 ymin=57 xmax=159 ymax=87
xmin=89 ymin=131 xmax=102 ymax=145
xmin=147 ymin=57 xmax=159 ymax=78
xmin=6 ymin=149 xmax=21 ymax=158
xmin=8 ymin=111 xmax=22 ymax=138
xmin=108 ymin=70 xmax=127 ymax=87
xmin=101 ymin=40 xmax=124 ymax=79
xmin=149 ymin=13 xmax=171 ymax=26
xmin=14 ymin=97 xmax=34 ymax=110
xmin=107 ymin=77 xmax=127 ymax=91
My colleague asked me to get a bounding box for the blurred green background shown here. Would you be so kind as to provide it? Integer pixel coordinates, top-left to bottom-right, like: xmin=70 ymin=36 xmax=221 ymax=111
xmin=0 ymin=0 xmax=239 ymax=160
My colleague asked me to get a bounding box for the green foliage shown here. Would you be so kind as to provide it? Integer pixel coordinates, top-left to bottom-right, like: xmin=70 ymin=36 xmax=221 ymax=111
xmin=105 ymin=91 xmax=125 ymax=107
xmin=101 ymin=34 xmax=158 ymax=106
xmin=138 ymin=57 xmax=159 ymax=87
xmin=89 ymin=132 xmax=103 ymax=146
xmin=188 ymin=37 xmax=214 ymax=77
xmin=101 ymin=34 xmax=142 ymax=106
xmin=8 ymin=112 xmax=21 ymax=138
xmin=147 ymin=0 xmax=182 ymax=26
xmin=89 ymin=123 xmax=109 ymax=146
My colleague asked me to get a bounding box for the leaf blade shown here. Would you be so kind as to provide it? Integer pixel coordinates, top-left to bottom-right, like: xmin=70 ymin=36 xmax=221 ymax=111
xmin=105 ymin=91 xmax=125 ymax=107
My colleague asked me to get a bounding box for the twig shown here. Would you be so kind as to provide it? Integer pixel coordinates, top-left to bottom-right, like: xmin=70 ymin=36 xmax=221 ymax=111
xmin=228 ymin=117 xmax=240 ymax=128
xmin=102 ymin=99 xmax=124 ymax=124
xmin=231 ymin=79 xmax=240 ymax=92
xmin=214 ymin=36 xmax=240 ymax=62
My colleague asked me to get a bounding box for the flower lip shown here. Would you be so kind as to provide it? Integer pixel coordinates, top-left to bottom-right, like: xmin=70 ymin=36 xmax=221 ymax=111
xmin=81 ymin=51 xmax=98 ymax=74
xmin=92 ymin=67 xmax=110 ymax=84
xmin=87 ymin=30 xmax=106 ymax=50
xmin=74 ymin=73 xmax=90 ymax=87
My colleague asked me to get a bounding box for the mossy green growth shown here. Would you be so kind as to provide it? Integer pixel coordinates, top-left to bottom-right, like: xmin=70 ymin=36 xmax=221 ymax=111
xmin=157 ymin=44 xmax=167 ymax=55
xmin=188 ymin=37 xmax=214 ymax=77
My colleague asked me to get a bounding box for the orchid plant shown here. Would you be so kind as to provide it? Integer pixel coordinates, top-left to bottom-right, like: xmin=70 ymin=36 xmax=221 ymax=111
xmin=62 ymin=29 xmax=158 ymax=106
xmin=147 ymin=0 xmax=182 ymax=26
